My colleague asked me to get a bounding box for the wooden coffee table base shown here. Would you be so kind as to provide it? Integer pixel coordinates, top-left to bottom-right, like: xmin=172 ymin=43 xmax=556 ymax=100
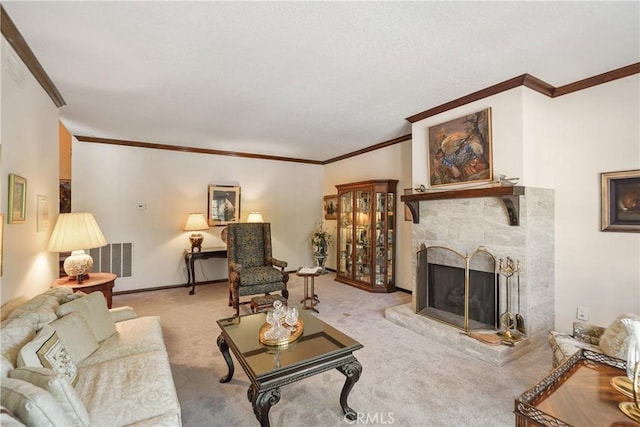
xmin=216 ymin=311 xmax=363 ymax=427
xmin=218 ymin=334 xmax=361 ymax=427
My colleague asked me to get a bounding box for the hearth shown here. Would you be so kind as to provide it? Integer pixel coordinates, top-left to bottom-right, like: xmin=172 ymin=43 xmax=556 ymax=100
xmin=416 ymin=245 xmax=498 ymax=331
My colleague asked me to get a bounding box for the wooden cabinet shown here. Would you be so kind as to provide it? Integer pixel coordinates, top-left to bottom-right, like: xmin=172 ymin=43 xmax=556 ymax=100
xmin=335 ymin=180 xmax=398 ymax=292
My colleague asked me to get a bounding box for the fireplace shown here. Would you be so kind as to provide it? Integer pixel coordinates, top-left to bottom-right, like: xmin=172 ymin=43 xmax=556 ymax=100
xmin=416 ymin=245 xmax=498 ymax=331
xmin=385 ymin=187 xmax=555 ymax=365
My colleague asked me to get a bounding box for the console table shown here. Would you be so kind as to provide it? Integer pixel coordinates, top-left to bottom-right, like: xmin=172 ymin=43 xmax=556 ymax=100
xmin=52 ymin=272 xmax=116 ymax=308
xmin=184 ymin=246 xmax=227 ymax=295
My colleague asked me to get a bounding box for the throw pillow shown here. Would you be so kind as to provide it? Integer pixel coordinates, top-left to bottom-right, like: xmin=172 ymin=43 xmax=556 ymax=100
xmin=7 ymin=294 xmax=60 ymax=331
xmin=10 ymin=367 xmax=89 ymax=427
xmin=600 ymin=313 xmax=640 ymax=360
xmin=0 ymin=405 xmax=24 ymax=427
xmin=49 ymin=312 xmax=98 ymax=364
xmin=62 ymin=291 xmax=87 ymax=304
xmin=0 ymin=317 xmax=36 ymax=368
xmin=56 ymin=292 xmax=116 ymax=342
xmin=16 ymin=326 xmax=78 ymax=385
xmin=0 ymin=377 xmax=74 ymax=427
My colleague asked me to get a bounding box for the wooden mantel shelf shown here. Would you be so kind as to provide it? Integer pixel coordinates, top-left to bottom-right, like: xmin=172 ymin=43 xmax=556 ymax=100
xmin=400 ymin=186 xmax=525 ymax=226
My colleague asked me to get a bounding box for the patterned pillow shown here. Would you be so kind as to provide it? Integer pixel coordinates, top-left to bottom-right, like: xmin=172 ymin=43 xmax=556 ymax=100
xmin=0 ymin=317 xmax=36 ymax=369
xmin=16 ymin=326 xmax=78 ymax=385
xmin=10 ymin=367 xmax=89 ymax=427
xmin=0 ymin=377 xmax=73 ymax=427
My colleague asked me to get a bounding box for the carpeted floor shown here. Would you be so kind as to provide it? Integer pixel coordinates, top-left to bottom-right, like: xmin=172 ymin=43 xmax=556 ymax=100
xmin=114 ymin=273 xmax=552 ymax=427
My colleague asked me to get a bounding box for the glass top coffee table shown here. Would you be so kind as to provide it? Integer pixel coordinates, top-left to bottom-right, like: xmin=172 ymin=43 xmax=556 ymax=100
xmin=216 ymin=308 xmax=363 ymax=427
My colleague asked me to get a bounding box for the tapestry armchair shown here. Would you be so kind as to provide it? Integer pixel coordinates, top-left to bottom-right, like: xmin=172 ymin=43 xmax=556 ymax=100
xmin=226 ymin=222 xmax=289 ymax=316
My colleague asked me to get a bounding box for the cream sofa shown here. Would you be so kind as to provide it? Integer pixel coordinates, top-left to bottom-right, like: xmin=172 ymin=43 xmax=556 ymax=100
xmin=0 ymin=287 xmax=181 ymax=426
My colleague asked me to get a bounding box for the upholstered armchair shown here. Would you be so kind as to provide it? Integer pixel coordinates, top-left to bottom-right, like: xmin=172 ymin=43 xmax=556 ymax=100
xmin=226 ymin=222 xmax=289 ymax=315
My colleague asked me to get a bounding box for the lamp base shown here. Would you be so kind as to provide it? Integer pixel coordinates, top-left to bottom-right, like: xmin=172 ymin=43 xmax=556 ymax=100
xmin=63 ymin=250 xmax=93 ymax=279
xmin=189 ymin=233 xmax=204 ymax=252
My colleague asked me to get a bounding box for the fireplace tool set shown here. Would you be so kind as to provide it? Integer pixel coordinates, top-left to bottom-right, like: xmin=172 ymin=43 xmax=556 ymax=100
xmin=498 ymin=257 xmax=525 ymax=344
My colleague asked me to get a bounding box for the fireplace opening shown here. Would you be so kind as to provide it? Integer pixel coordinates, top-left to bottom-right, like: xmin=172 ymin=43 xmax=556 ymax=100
xmin=416 ymin=245 xmax=498 ymax=331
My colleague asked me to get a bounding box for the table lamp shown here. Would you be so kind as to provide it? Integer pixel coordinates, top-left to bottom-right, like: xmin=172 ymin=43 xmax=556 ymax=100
xmin=48 ymin=212 xmax=108 ymax=283
xmin=184 ymin=213 xmax=209 ymax=252
xmin=246 ymin=212 xmax=264 ymax=223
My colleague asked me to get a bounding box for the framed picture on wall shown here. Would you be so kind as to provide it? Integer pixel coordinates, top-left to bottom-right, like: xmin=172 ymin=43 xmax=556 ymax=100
xmin=323 ymin=195 xmax=338 ymax=220
xmin=36 ymin=195 xmax=49 ymax=232
xmin=208 ymin=185 xmax=241 ymax=226
xmin=427 ymin=108 xmax=493 ymax=187
xmin=8 ymin=174 xmax=27 ymax=224
xmin=601 ymin=169 xmax=640 ymax=232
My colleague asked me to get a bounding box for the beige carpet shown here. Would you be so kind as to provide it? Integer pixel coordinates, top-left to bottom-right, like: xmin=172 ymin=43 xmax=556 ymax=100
xmin=114 ymin=273 xmax=552 ymax=427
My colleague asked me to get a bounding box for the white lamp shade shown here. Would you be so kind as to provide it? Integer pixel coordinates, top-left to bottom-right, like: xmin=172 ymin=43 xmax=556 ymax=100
xmin=184 ymin=213 xmax=209 ymax=231
xmin=48 ymin=213 xmax=107 ymax=252
xmin=247 ymin=212 xmax=264 ymax=223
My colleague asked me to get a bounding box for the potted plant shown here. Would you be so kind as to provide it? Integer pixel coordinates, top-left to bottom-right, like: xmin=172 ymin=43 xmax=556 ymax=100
xmin=310 ymin=222 xmax=332 ymax=273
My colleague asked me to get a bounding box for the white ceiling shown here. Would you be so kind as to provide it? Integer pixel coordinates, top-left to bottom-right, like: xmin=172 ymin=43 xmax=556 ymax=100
xmin=3 ymin=1 xmax=639 ymax=162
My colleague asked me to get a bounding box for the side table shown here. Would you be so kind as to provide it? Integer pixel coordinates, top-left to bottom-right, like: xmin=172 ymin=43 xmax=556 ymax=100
xmin=52 ymin=272 xmax=117 ymax=308
xmin=515 ymin=349 xmax=631 ymax=426
xmin=296 ymin=269 xmax=321 ymax=313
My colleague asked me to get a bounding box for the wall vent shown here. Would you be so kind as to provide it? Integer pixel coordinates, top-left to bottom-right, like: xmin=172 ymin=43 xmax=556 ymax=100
xmin=89 ymin=243 xmax=133 ymax=278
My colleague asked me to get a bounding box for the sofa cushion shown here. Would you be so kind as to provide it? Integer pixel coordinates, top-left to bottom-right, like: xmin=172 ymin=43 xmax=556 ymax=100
xmin=0 ymin=405 xmax=26 ymax=427
xmin=10 ymin=367 xmax=90 ymax=427
xmin=600 ymin=313 xmax=640 ymax=360
xmin=17 ymin=326 xmax=78 ymax=385
xmin=56 ymin=292 xmax=116 ymax=342
xmin=49 ymin=312 xmax=99 ymax=364
xmin=75 ymin=350 xmax=180 ymax=426
xmin=0 ymin=377 xmax=74 ymax=427
xmin=0 ymin=318 xmax=36 ymax=372
xmin=7 ymin=294 xmax=60 ymax=331
xmin=78 ymin=316 xmax=166 ymax=367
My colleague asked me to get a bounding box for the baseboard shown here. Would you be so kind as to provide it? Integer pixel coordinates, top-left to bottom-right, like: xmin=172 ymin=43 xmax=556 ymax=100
xmin=113 ymin=279 xmax=227 ymax=295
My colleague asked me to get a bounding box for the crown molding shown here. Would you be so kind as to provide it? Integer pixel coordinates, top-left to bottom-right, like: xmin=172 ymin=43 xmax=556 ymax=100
xmin=74 ymin=136 xmax=323 ymax=165
xmin=406 ymin=64 xmax=638 ymax=124
xmin=1 ymin=6 xmax=65 ymax=108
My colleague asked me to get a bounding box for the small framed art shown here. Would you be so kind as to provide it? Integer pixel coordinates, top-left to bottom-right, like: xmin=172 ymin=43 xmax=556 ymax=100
xmin=601 ymin=169 xmax=640 ymax=232
xmin=324 ymin=195 xmax=338 ymax=220
xmin=208 ymin=185 xmax=241 ymax=226
xmin=428 ymin=108 xmax=492 ymax=187
xmin=8 ymin=174 xmax=27 ymax=224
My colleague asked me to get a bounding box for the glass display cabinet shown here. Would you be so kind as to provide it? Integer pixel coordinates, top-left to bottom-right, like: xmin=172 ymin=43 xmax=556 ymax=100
xmin=335 ymin=180 xmax=398 ymax=293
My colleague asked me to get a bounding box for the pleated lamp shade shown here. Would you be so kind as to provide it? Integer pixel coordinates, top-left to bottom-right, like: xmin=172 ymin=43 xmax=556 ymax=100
xmin=48 ymin=212 xmax=107 ymax=281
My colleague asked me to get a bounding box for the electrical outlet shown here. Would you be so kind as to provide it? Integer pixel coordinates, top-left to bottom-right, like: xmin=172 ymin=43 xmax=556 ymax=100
xmin=577 ymin=306 xmax=589 ymax=321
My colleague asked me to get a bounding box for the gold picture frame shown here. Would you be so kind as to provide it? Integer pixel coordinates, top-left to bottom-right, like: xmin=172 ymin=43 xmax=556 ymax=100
xmin=428 ymin=108 xmax=493 ymax=187
xmin=601 ymin=169 xmax=640 ymax=232
xmin=208 ymin=185 xmax=241 ymax=226
xmin=8 ymin=174 xmax=27 ymax=224
xmin=323 ymin=195 xmax=338 ymax=220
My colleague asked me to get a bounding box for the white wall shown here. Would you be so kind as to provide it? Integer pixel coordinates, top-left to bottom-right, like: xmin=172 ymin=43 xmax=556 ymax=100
xmin=72 ymin=141 xmax=323 ymax=292
xmin=1 ymin=37 xmax=60 ymax=304
xmin=322 ymin=141 xmax=413 ymax=291
xmin=551 ymin=75 xmax=640 ymax=331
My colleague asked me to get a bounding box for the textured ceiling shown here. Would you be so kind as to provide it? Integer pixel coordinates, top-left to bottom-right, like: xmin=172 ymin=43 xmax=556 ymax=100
xmin=3 ymin=1 xmax=639 ymax=161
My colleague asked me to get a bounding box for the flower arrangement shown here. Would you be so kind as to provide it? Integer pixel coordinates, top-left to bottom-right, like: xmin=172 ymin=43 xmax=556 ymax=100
xmin=310 ymin=222 xmax=331 ymax=253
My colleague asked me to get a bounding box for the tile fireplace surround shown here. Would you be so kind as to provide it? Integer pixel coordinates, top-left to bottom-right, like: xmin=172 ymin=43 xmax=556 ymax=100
xmin=386 ymin=187 xmax=554 ymax=366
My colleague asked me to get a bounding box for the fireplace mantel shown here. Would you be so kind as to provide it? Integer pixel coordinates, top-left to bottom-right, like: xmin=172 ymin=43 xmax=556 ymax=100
xmin=401 ymin=186 xmax=525 ymax=226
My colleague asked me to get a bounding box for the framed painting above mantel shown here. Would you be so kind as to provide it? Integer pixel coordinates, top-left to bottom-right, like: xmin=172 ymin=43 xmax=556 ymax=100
xmin=428 ymin=108 xmax=493 ymax=188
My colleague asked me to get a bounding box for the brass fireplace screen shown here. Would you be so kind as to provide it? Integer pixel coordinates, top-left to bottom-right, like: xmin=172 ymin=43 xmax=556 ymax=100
xmin=416 ymin=244 xmax=499 ymax=332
